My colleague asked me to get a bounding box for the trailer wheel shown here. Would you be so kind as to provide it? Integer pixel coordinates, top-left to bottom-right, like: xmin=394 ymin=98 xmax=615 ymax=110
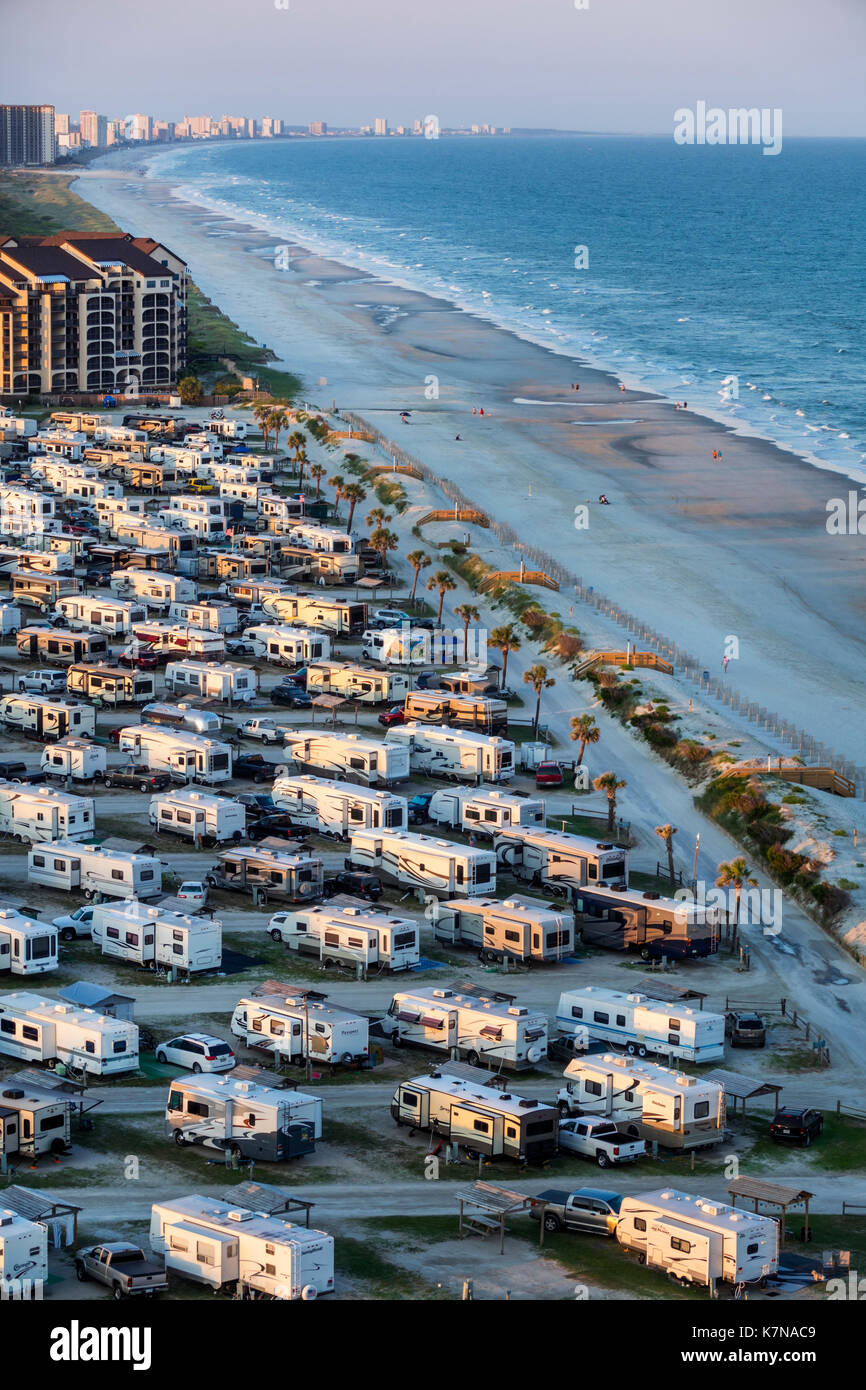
xmin=84 ymin=889 xmax=94 ymax=901
xmin=173 ymin=1130 xmax=186 ymax=1146
xmin=543 ymin=1213 xmax=561 ymax=1233
xmin=637 ymin=1046 xmax=647 ymax=1059
xmin=626 ymin=1043 xmax=637 ymax=1055
xmin=270 ymin=928 xmax=283 ymax=942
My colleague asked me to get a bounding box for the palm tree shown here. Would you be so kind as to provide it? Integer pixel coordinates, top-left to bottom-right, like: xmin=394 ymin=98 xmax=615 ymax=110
xmin=454 ymin=603 xmax=480 ymax=662
xmin=329 ymin=474 xmax=345 ymax=517
xmin=253 ymin=402 xmax=273 ymax=449
xmin=366 ymin=506 xmax=391 ymax=533
xmin=287 ymin=430 xmax=307 ymax=464
xmin=309 ymin=463 xmax=326 ymax=500
xmin=370 ymin=526 xmax=399 ymax=573
xmin=569 ymin=713 xmax=600 ymax=767
xmin=593 ymin=771 xmax=627 ymax=834
xmin=716 ymin=857 xmax=758 ymax=943
xmin=490 ymin=624 xmax=521 ymax=690
xmin=407 ymin=550 xmax=431 ymax=606
xmin=269 ymin=408 xmax=289 ymax=453
xmin=296 ymin=449 xmax=309 ymax=491
xmin=343 ymin=483 xmax=367 ymax=534
xmin=655 ymin=824 xmax=678 ymax=886
xmin=427 ymin=569 xmax=456 ymax=623
xmin=523 ymin=663 xmax=555 ymax=736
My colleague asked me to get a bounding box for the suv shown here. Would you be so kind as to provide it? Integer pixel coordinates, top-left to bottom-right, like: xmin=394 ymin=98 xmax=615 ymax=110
xmin=325 ymin=869 xmax=383 ymax=901
xmin=378 ymin=705 xmax=405 ymax=728
xmin=769 ymin=1108 xmax=824 ymax=1147
xmin=726 ymin=1010 xmax=766 ymax=1048
xmin=374 ymin=607 xmax=411 ymax=626
xmin=17 ymin=670 xmax=67 ymax=694
xmin=102 ymin=765 xmax=174 ymax=792
xmin=535 ymin=760 xmax=564 ymax=788
xmin=155 ymin=1034 xmax=236 ymax=1074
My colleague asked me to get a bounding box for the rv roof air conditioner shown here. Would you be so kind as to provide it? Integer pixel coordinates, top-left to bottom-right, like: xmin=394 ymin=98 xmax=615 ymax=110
xmin=227 ymin=1209 xmax=253 ymax=1222
xmin=507 ymin=1007 xmax=528 ymax=1017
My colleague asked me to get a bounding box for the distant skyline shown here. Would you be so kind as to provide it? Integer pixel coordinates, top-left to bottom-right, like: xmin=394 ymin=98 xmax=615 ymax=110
xmin=4 ymin=0 xmax=865 ymax=137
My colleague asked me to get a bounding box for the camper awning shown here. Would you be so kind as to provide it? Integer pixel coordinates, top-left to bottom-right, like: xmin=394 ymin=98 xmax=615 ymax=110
xmin=479 ymin=1025 xmax=503 ymax=1039
xmin=524 ymin=1027 xmax=545 ymax=1041
xmin=397 ymin=1010 xmax=421 ymax=1024
xmin=420 ymin=1015 xmax=444 ymax=1029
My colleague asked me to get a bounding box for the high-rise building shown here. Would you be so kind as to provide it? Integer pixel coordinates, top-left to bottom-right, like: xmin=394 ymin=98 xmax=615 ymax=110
xmin=374 ymin=117 xmax=388 ymax=136
xmin=309 ymin=121 xmax=327 ymax=136
xmin=55 ymin=113 xmax=70 ymax=137
xmin=0 ymin=105 xmax=55 ymax=167
xmin=128 ymin=114 xmax=152 ymax=142
xmin=106 ymin=120 xmax=124 ymax=146
xmin=80 ymin=111 xmax=108 ymax=148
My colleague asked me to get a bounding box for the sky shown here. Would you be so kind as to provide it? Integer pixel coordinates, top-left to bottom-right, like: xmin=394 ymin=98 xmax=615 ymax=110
xmin=3 ymin=0 xmax=865 ymax=136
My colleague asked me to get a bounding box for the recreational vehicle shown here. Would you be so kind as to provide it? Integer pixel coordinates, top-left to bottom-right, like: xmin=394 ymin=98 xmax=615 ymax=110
xmin=110 ymin=568 xmax=196 ymax=610
xmin=555 ymin=986 xmax=726 ymax=1064
xmin=0 ymin=990 xmax=139 ymax=1075
xmin=430 ymin=895 xmax=574 ymax=963
xmin=165 ymin=1073 xmax=320 ymax=1160
xmin=306 ymin=660 xmax=411 ymax=704
xmin=41 ymin=738 xmax=107 ymax=784
xmin=557 ymin=1054 xmax=726 ymax=1151
xmin=349 ymin=828 xmax=497 ymax=897
xmin=11 ymin=572 xmax=79 ymax=612
xmin=429 ymin=788 xmax=546 ymax=837
xmin=66 ymin=664 xmax=157 ymax=706
xmin=272 ymin=774 xmax=408 ymax=836
xmin=495 ymin=827 xmax=629 ymax=894
xmin=261 ymin=592 xmax=367 ymax=636
xmin=0 ymin=1210 xmax=48 ymax=1285
xmin=112 ymin=518 xmax=194 ymax=557
xmin=208 ymin=847 xmax=324 ymax=903
xmin=0 ymin=783 xmax=95 ymax=843
xmin=0 ymin=602 xmax=22 ymax=637
xmin=130 ymin=622 xmax=225 ymax=661
xmin=27 ymin=840 xmax=163 ymax=901
xmin=150 ymin=788 xmax=245 ymax=845
xmin=0 ymin=1083 xmax=69 ymax=1158
xmin=616 ymin=1189 xmax=779 ymax=1289
xmin=360 ymin=626 xmax=461 ymax=666
xmin=385 ymin=985 xmax=548 ymax=1069
xmin=281 ymin=730 xmax=410 ymax=787
xmin=140 ymin=702 xmax=222 ymax=736
xmin=55 ymin=594 xmax=147 ymax=636
xmin=0 ymin=910 xmax=58 ymax=977
xmin=168 ymin=601 xmax=238 ymax=633
xmin=164 ymin=660 xmax=257 ymax=705
xmin=267 ymin=903 xmax=420 ymax=972
xmin=278 ymin=546 xmax=361 ymax=585
xmin=118 ymin=725 xmax=233 ymax=785
xmin=391 ymin=1069 xmax=558 ymax=1162
xmin=150 ymin=1195 xmax=334 ymax=1299
xmin=222 ymin=579 xmax=289 ymax=610
xmin=17 ymin=628 xmax=110 ymax=666
xmin=385 ymin=723 xmax=515 ymax=784
xmin=404 ymin=690 xmax=508 ymax=735
xmin=231 ymin=992 xmax=369 ymax=1066
xmin=91 ymin=901 xmax=222 ymax=973
xmin=0 ymin=694 xmax=96 ymax=742
xmin=215 ymin=551 xmax=269 ymax=582
xmin=287 ymin=522 xmax=355 ymax=554
xmin=573 ymin=885 xmax=720 ymax=960
xmin=241 ymin=625 xmax=332 ymax=666
xmin=165 ymin=495 xmax=227 ymax=538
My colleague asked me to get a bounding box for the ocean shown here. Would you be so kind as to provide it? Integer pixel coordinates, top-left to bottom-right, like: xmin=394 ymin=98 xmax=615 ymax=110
xmin=147 ymin=134 xmax=866 ymax=481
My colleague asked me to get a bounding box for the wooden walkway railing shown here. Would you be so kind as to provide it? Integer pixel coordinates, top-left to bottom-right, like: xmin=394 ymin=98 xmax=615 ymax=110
xmin=478 ymin=569 xmax=560 ymax=593
xmin=573 ymin=649 xmax=674 ymax=677
xmin=416 ymin=507 xmax=489 ymax=528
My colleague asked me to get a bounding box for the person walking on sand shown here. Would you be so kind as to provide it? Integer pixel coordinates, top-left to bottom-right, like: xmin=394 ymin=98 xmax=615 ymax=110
xmin=723 ymin=655 xmax=729 ymax=673
xmin=479 ymin=407 xmax=484 ymax=416
xmin=455 ymin=434 xmax=462 ymax=441
xmin=472 ymin=407 xmax=477 ymax=415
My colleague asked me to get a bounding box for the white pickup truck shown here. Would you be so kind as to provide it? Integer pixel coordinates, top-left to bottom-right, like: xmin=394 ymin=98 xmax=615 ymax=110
xmin=558 ymin=1117 xmax=646 ymax=1168
xmin=236 ymin=718 xmax=285 ymax=745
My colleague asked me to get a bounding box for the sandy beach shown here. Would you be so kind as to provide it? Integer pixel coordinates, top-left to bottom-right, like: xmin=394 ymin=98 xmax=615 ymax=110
xmin=74 ymin=147 xmax=866 ymax=769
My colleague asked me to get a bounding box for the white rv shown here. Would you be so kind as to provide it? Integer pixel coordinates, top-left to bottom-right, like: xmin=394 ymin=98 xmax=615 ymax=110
xmin=495 ymin=827 xmax=629 ymax=894
xmin=573 ymin=884 xmax=721 ymax=961
xmin=429 ymin=788 xmax=546 ymax=837
xmin=140 ymin=702 xmax=222 ymax=736
xmin=17 ymin=626 xmax=110 ymax=666
xmin=40 ymin=739 xmax=106 ymax=786
xmin=349 ymin=828 xmax=497 ymax=897
xmin=267 ymin=903 xmax=420 ymax=972
xmin=0 ymin=990 xmax=139 ymax=1075
xmin=165 ymin=1073 xmax=320 ymax=1160
xmin=150 ymin=1195 xmax=334 ymax=1299
xmin=287 ymin=522 xmax=355 ymax=554
xmin=281 ymin=730 xmax=410 ymax=787
xmin=208 ymin=848 xmax=324 ymax=903
xmin=55 ymin=594 xmax=147 ymax=636
xmin=557 ymin=1054 xmax=726 ymax=1151
xmin=110 ymin=568 xmax=196 ymax=609
xmin=91 ymin=901 xmax=222 ymax=973
xmin=241 ymin=625 xmax=331 ymax=666
xmin=165 ymin=660 xmax=257 ymax=705
xmin=305 ymin=660 xmax=411 ymax=704
xmin=0 ymin=602 xmax=22 ymax=637
xmin=386 ymin=985 xmax=548 ymax=1069
xmin=0 ymin=1084 xmax=70 ymax=1159
xmin=272 ymin=774 xmax=407 ymax=836
xmin=385 ymin=723 xmax=515 ymax=784
xmin=404 ymin=689 xmax=508 ymax=735
xmin=261 ymin=592 xmax=367 ymax=636
xmin=66 ymin=663 xmax=157 ymax=706
xmin=391 ymin=1069 xmax=558 ymax=1162
xmin=0 ymin=694 xmax=96 ymax=742
xmin=232 ymin=993 xmax=370 ymax=1066
xmin=430 ymin=895 xmax=573 ymax=963
xmin=169 ymin=601 xmax=238 ymax=633
xmin=0 ymin=782 xmax=95 ymax=843
xmin=27 ymin=840 xmax=163 ymax=901
xmin=616 ymin=1189 xmax=779 ymax=1289
xmin=556 ymin=986 xmax=726 ymax=1064
xmin=0 ymin=1210 xmax=48 ymax=1287
xmin=118 ymin=725 xmax=233 ymax=784
xmin=130 ymin=623 xmax=226 ymax=661
xmin=150 ymin=789 xmax=245 ymax=845
xmin=0 ymin=910 xmax=58 ymax=977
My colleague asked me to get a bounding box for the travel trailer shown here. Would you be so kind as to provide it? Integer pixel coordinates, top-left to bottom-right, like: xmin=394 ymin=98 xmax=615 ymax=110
xmin=118 ymin=725 xmax=233 ymax=785
xmin=287 ymin=522 xmax=355 ymax=554
xmin=91 ymin=901 xmax=222 ymax=973
xmin=113 ymin=518 xmax=194 ymax=557
xmin=555 ymin=986 xmax=726 ymax=1064
xmin=164 ymin=494 xmax=227 ymax=538
xmin=168 ymin=601 xmax=238 ymax=633
xmin=140 ymin=702 xmax=222 ymax=736
xmin=278 ymin=546 xmax=361 ymax=585
xmin=241 ymin=625 xmax=332 ymax=666
xmin=0 ymin=694 xmax=96 ymax=742
xmin=404 ymin=690 xmax=508 ymax=735
xmin=430 ymin=895 xmax=574 ymax=963
xmin=17 ymin=627 xmax=110 ymax=666
xmin=0 ymin=1210 xmax=48 ymax=1285
xmin=0 ymin=990 xmax=139 ymax=1075
xmin=55 ymin=594 xmax=147 ymax=636
xmin=385 ymin=723 xmax=515 ymax=784
xmin=557 ymin=1054 xmax=726 ymax=1151
xmin=0 ymin=782 xmax=95 ymax=843
xmin=616 ymin=1190 xmax=779 ymax=1289
xmin=215 ymin=550 xmax=269 ymax=582
xmin=281 ymin=730 xmax=410 ymax=787
xmin=150 ymin=788 xmax=246 ymax=845
xmin=0 ymin=1082 xmax=70 ymax=1159
xmin=150 ymin=1195 xmax=334 ymax=1299
xmin=165 ymin=1074 xmax=320 ymax=1160
xmin=222 ymin=578 xmax=289 ymax=610
xmin=0 ymin=910 xmax=58 ymax=977
xmin=66 ymin=664 xmax=157 ymax=706
xmin=110 ymin=568 xmax=196 ymax=610
xmin=305 ymin=660 xmax=411 ymax=704
xmin=391 ymin=1068 xmax=558 ymax=1162
xmin=360 ymin=626 xmax=462 ymax=667
xmin=261 ymin=592 xmax=367 ymax=636
xmin=348 ymin=828 xmax=497 ymax=897
xmin=573 ymin=885 xmax=720 ymax=960
xmin=207 ymin=848 xmax=325 ymax=903
xmin=267 ymin=903 xmax=420 ymax=973
xmin=0 ymin=602 xmax=22 ymax=637
xmin=164 ymin=660 xmax=258 ymax=705
xmin=128 ymin=622 xmax=225 ymax=661
xmin=495 ymin=827 xmax=629 ymax=894
xmin=429 ymin=788 xmax=546 ymax=837
xmin=272 ymin=775 xmax=408 ymax=836
xmin=27 ymin=840 xmax=163 ymax=901
xmin=385 ymin=985 xmax=548 ymax=1069
xmin=41 ymin=738 xmax=107 ymax=784
xmin=231 ymin=992 xmax=369 ymax=1067
xmin=11 ymin=572 xmax=79 ymax=611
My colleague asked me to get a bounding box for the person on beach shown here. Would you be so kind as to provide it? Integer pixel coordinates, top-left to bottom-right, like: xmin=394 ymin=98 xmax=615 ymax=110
xmin=723 ymin=655 xmax=730 ymax=673
xmin=472 ymin=407 xmax=477 ymax=415
xmin=620 ymin=383 xmax=626 ymax=392
xmin=455 ymin=434 xmax=462 ymax=441
xmin=479 ymin=407 xmax=484 ymax=416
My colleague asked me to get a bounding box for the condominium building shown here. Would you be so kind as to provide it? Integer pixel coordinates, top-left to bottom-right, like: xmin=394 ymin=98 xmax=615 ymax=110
xmin=80 ymin=111 xmax=108 ymax=148
xmin=374 ymin=117 xmax=388 ymax=136
xmin=0 ymin=105 xmax=55 ymax=167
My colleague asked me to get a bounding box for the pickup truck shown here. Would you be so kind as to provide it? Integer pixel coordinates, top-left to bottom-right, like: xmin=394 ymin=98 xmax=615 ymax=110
xmin=558 ymin=1117 xmax=646 ymax=1168
xmin=232 ymin=752 xmax=277 ymax=782
xmin=102 ymin=764 xmax=174 ymax=792
xmin=236 ymin=718 xmax=285 ymax=745
xmin=75 ymin=1243 xmax=169 ymax=1300
xmin=528 ymin=1187 xmax=623 ymax=1236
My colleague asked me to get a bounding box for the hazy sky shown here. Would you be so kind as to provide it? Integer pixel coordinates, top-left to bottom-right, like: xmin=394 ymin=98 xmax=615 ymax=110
xmin=4 ymin=0 xmax=865 ymax=135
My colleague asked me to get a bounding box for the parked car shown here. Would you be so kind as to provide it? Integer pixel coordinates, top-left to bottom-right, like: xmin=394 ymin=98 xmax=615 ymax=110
xmin=118 ymin=650 xmax=160 ymax=670
xmin=325 ymin=869 xmax=384 ymax=902
xmin=279 ymin=667 xmax=308 ymax=688
xmin=548 ymin=1033 xmax=589 ymax=1063
xmin=52 ymin=904 xmax=95 ymax=941
xmin=102 ymin=764 xmax=174 ymax=792
xmin=17 ymin=669 xmax=67 ymax=694
xmin=378 ymin=705 xmax=405 ymax=728
xmin=528 ymin=1188 xmax=623 ymax=1236
xmin=373 ymin=607 xmax=411 ymax=625
xmin=557 ymin=1117 xmax=646 ymax=1168
xmin=0 ymin=760 xmax=44 ymax=783
xmin=75 ymin=1243 xmax=168 ymax=1300
xmin=535 ymin=760 xmax=564 ymax=788
xmin=271 ymin=685 xmax=312 ymax=709
xmin=85 ymin=568 xmax=112 ymax=586
xmin=407 ymin=792 xmax=433 ymax=824
xmin=155 ymin=1033 xmax=236 ymax=1073
xmin=232 ymin=752 xmax=277 ymax=783
xmin=726 ymin=1010 xmax=766 ymax=1048
xmin=177 ymin=881 xmax=208 ymax=910
xmin=769 ymin=1107 xmax=824 ymax=1147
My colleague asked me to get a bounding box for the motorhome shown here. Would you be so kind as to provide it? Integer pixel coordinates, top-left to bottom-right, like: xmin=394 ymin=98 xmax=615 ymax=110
xmin=0 ymin=990 xmax=139 ymax=1075
xmin=150 ymin=788 xmax=246 ymax=845
xmin=165 ymin=1074 xmax=320 ymax=1160
xmin=168 ymin=601 xmax=238 ymax=633
xmin=287 ymin=522 xmax=355 ymax=555
xmin=129 ymin=621 xmax=225 ymax=661
xmin=11 ymin=572 xmax=79 ymax=612
xmin=150 ymin=1195 xmax=334 ymax=1299
xmin=555 ymin=986 xmax=726 ymax=1064
xmin=28 ymin=840 xmax=163 ymax=901
xmin=118 ymin=725 xmax=233 ymax=785
xmin=110 ymin=568 xmax=196 ymax=610
xmin=231 ymin=992 xmax=369 ymax=1066
xmin=495 ymin=827 xmax=629 ymax=894
xmin=404 ymin=690 xmax=508 ymax=735
xmin=272 ymin=775 xmax=407 ymax=836
xmin=306 ymin=660 xmax=411 ymax=705
xmin=430 ymin=895 xmax=574 ymax=963
xmin=281 ymin=730 xmax=410 ymax=787
xmin=268 ymin=903 xmax=420 ymax=972
xmin=91 ymin=901 xmax=222 ymax=973
xmin=573 ymin=885 xmax=721 ymax=960
xmin=385 ymin=723 xmax=515 ymax=785
xmin=0 ymin=1082 xmax=70 ymax=1159
xmin=0 ymin=694 xmax=96 ymax=742
xmin=139 ymin=702 xmax=222 ymax=736
xmin=0 ymin=782 xmax=95 ymax=843
xmin=165 ymin=660 xmax=258 ymax=705
xmin=207 ymin=848 xmax=324 ymax=903
xmin=391 ymin=1069 xmax=558 ymax=1162
xmin=0 ymin=1210 xmax=48 ymax=1285
xmin=429 ymin=788 xmax=546 ymax=837
xmin=41 ymin=738 xmax=107 ymax=783
xmin=206 ymin=418 xmax=248 ymax=440
xmin=385 ymin=985 xmax=548 ymax=1069
xmin=17 ymin=628 xmax=110 ymax=666
xmin=349 ymin=828 xmax=497 ymax=897
xmin=557 ymin=1054 xmax=726 ymax=1151
xmin=66 ymin=664 xmax=157 ymax=706
xmin=55 ymin=594 xmax=147 ymax=636
xmin=261 ymin=592 xmax=367 ymax=637
xmin=616 ymin=1190 xmax=779 ymax=1289
xmin=0 ymin=910 xmax=58 ymax=977
xmin=241 ymin=625 xmax=332 ymax=666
